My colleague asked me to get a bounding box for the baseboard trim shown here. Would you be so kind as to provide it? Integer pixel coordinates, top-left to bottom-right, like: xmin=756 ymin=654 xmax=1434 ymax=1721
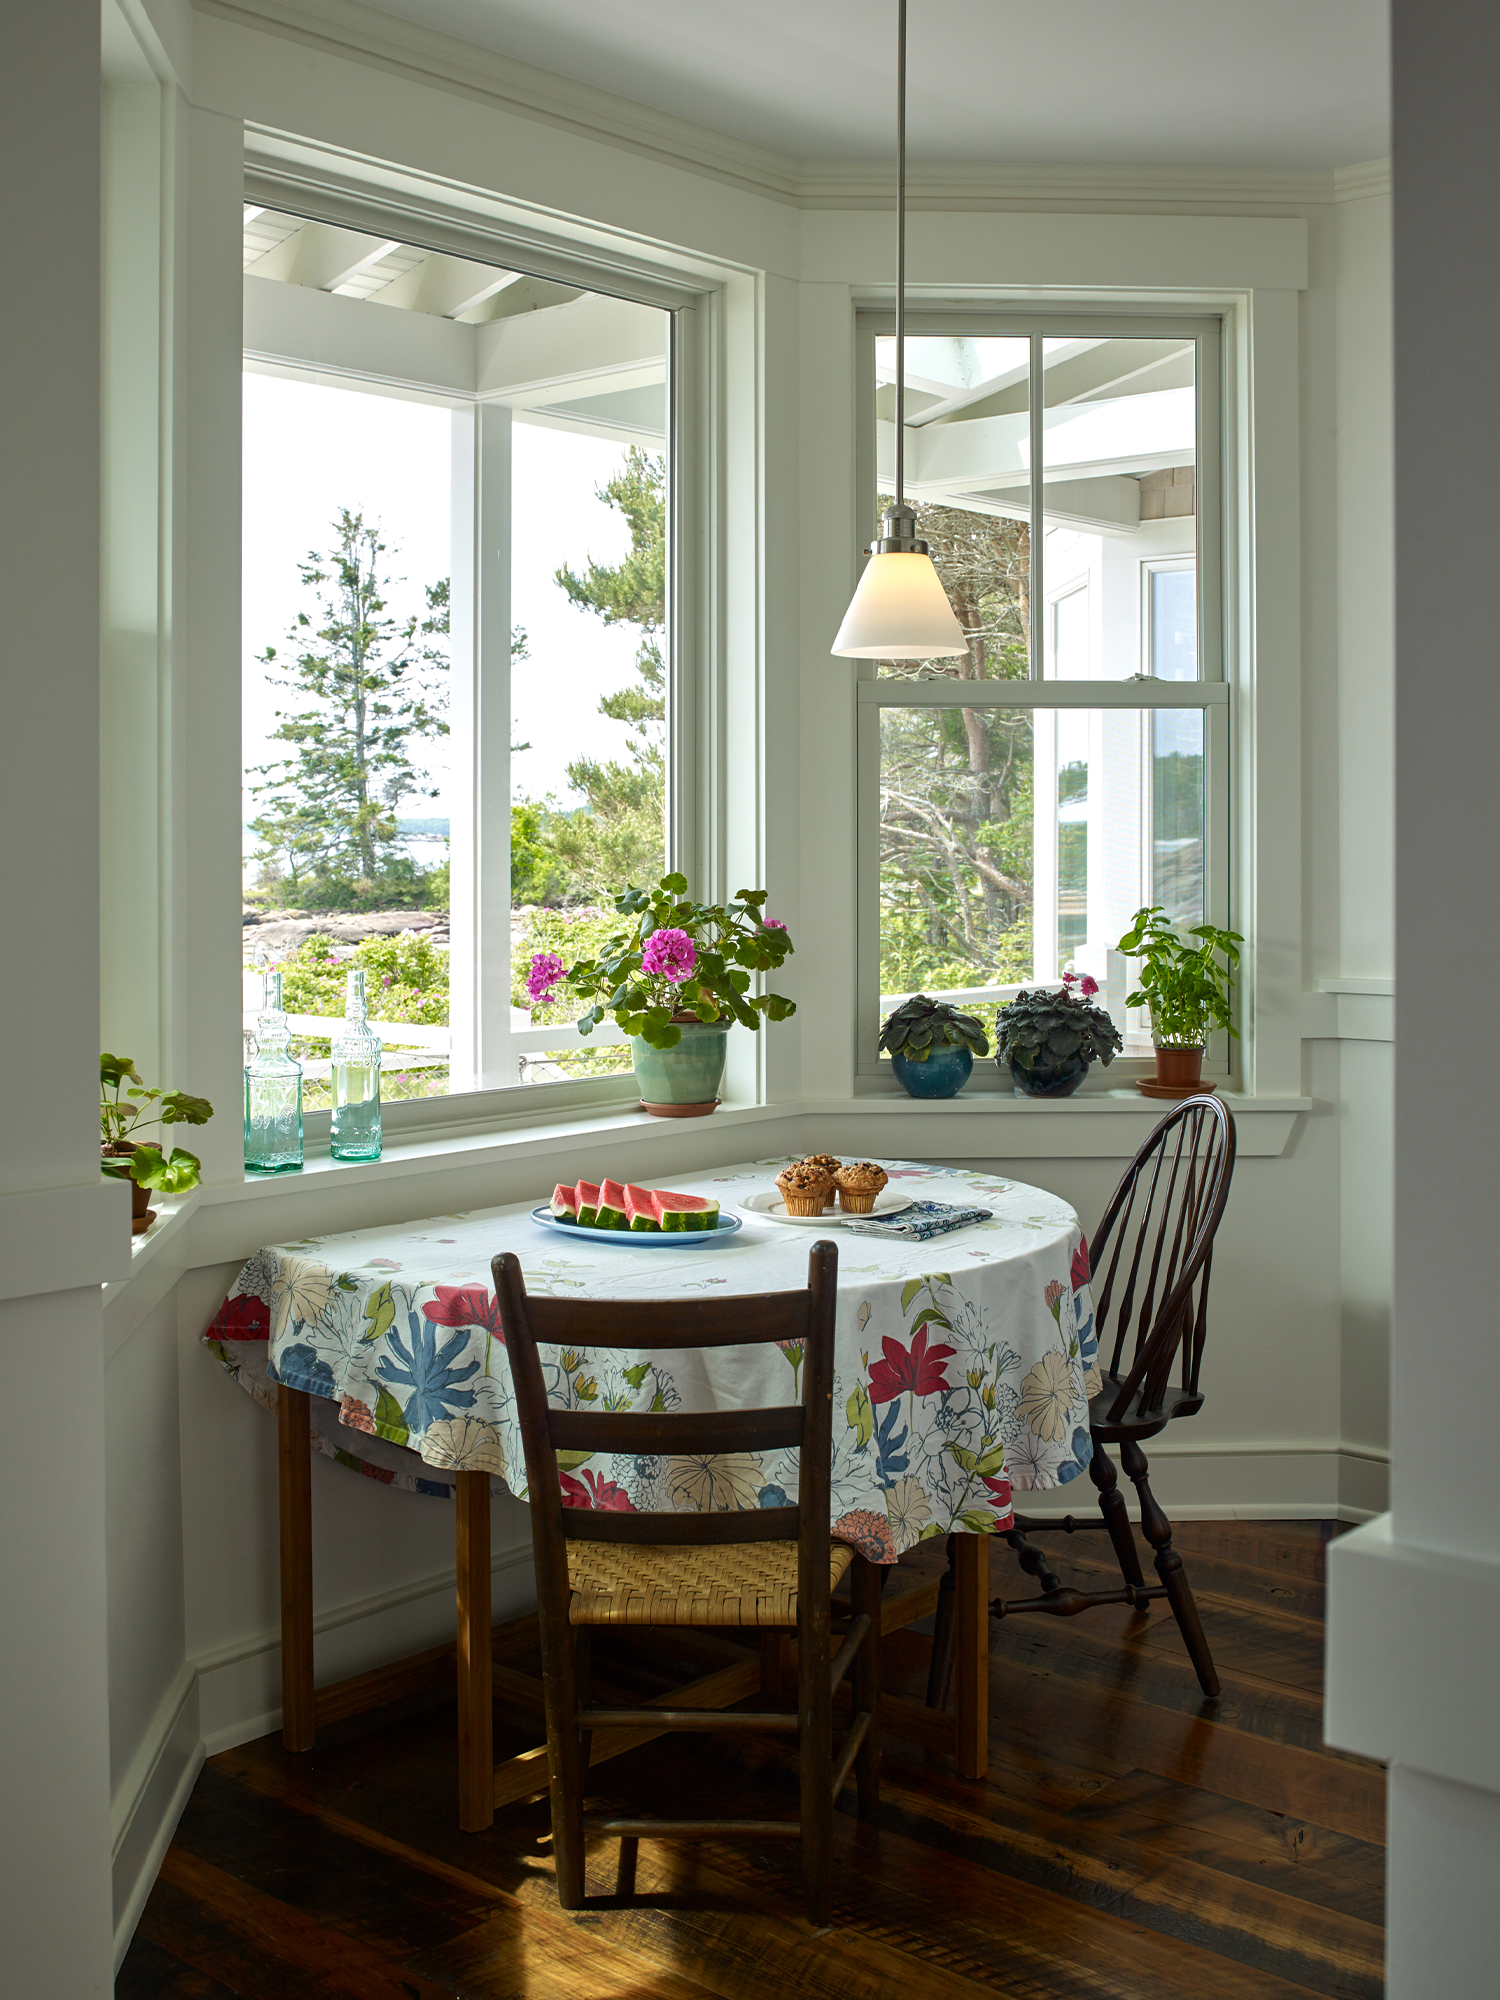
xmin=1019 ymin=1444 xmax=1387 ymax=1524
xmin=197 ymin=1541 xmax=537 ymax=1756
xmin=111 ymin=1665 xmax=204 ymax=1974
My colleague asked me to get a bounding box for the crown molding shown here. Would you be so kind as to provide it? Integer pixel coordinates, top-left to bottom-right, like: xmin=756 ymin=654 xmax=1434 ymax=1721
xmin=195 ymin=0 xmax=1388 ymax=217
xmin=1333 ymin=158 xmax=1392 ymax=202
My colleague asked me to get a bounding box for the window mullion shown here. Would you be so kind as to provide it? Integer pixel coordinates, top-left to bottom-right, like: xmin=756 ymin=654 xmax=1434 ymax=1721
xmin=1030 ymin=330 xmax=1044 ymax=679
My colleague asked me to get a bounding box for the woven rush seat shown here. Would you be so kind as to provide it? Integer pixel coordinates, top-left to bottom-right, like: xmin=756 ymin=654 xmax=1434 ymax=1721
xmin=567 ymin=1537 xmax=854 ymax=1627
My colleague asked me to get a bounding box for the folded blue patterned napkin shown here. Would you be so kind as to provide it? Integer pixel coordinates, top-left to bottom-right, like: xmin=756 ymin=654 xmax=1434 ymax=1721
xmin=842 ymin=1199 xmax=994 ymax=1241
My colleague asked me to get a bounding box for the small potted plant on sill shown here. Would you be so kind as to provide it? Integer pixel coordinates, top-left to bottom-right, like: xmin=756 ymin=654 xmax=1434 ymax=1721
xmin=995 ymin=974 xmax=1123 ymax=1098
xmin=527 ymin=874 xmax=795 ymax=1117
xmin=101 ymin=1053 xmax=214 ymax=1233
xmin=879 ymin=994 xmax=990 ymax=1099
xmin=1115 ymin=906 xmax=1242 ymax=1097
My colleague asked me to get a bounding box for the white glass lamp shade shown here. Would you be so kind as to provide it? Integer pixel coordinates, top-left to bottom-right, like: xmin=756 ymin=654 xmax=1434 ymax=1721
xmin=831 ymin=550 xmax=968 ymax=658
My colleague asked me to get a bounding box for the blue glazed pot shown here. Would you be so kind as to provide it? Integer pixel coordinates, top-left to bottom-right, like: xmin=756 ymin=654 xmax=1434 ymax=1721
xmin=631 ymin=1020 xmax=730 ymax=1115
xmin=1007 ymin=1051 xmax=1091 ymax=1099
xmin=890 ymin=1042 xmax=974 ymax=1099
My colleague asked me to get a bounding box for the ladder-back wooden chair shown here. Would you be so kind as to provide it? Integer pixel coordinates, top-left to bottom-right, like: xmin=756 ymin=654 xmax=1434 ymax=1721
xmin=996 ymin=1094 xmax=1237 ymax=1696
xmin=494 ymin=1240 xmax=881 ymax=1924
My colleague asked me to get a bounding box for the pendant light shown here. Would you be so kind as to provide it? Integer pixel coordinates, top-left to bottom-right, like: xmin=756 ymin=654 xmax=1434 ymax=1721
xmin=831 ymin=0 xmax=967 ymax=660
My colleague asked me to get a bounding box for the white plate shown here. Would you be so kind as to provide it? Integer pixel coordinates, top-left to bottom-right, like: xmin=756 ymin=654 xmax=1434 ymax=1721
xmin=737 ymin=1186 xmax=913 ymax=1227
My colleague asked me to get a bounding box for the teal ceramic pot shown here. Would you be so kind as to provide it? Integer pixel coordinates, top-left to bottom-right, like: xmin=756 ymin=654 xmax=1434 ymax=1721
xmin=631 ymin=1021 xmax=730 ymax=1115
xmin=1006 ymin=1051 xmax=1091 ymax=1099
xmin=890 ymin=1042 xmax=974 ymax=1099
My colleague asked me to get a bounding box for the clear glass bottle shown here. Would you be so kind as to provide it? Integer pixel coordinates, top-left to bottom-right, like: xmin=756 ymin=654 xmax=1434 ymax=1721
xmin=244 ymin=967 xmax=304 ymax=1172
xmin=330 ymin=967 xmax=382 ymax=1161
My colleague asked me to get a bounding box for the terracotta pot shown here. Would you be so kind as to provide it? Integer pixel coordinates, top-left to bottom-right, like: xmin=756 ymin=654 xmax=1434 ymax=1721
xmin=102 ymin=1141 xmax=156 ymax=1228
xmin=1153 ymin=1045 xmax=1204 ymax=1089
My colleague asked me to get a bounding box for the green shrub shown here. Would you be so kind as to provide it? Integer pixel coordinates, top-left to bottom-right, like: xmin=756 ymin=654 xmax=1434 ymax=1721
xmin=277 ymin=930 xmax=449 ymax=1027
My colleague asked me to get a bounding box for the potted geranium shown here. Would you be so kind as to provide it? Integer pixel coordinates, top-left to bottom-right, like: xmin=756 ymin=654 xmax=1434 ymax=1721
xmin=1116 ymin=906 xmax=1241 ymax=1094
xmin=527 ymin=873 xmax=795 ymax=1117
xmin=101 ymin=1053 xmax=214 ymax=1233
xmin=995 ymin=975 xmax=1123 ymax=1098
xmin=879 ymin=994 xmax=990 ymax=1099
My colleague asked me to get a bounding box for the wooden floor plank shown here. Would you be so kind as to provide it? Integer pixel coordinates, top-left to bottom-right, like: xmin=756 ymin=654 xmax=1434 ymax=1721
xmin=121 ymin=1520 xmax=1383 ymax=2000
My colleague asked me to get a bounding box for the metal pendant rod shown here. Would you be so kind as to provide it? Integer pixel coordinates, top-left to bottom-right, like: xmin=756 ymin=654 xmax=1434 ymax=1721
xmin=895 ymin=0 xmax=907 ymax=513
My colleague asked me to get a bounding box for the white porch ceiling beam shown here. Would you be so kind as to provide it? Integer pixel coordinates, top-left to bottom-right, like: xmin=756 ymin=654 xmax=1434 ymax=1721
xmin=243 ymin=275 xmax=478 ymax=397
xmin=475 ymin=290 xmax=666 ymax=402
xmin=243 ymin=220 xmax=402 ymax=293
xmin=362 ymin=253 xmax=524 ymax=319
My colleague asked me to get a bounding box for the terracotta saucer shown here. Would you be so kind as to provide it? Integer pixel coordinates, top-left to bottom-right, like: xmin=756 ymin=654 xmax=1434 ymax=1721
xmin=132 ymin=1208 xmax=158 ymax=1234
xmin=1136 ymin=1079 xmax=1218 ymax=1101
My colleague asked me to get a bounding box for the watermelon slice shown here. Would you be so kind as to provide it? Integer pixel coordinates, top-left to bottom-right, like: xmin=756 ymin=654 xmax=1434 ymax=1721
xmin=549 ymin=1183 xmax=579 ymax=1223
xmin=656 ymin=1189 xmax=721 ymax=1232
xmin=624 ymin=1185 xmax=662 ymax=1231
xmin=575 ymin=1180 xmax=602 ymax=1228
xmin=596 ymin=1178 xmax=631 ymax=1230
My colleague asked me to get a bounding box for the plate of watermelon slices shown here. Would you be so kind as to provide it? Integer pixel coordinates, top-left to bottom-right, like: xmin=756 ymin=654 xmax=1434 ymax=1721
xmin=531 ymin=1178 xmax=742 ymax=1244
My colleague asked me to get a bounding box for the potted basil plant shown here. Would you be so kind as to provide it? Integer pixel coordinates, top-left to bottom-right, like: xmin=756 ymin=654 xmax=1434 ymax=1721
xmin=879 ymin=994 xmax=990 ymax=1098
xmin=995 ymin=975 xmax=1123 ymax=1098
xmin=1115 ymin=906 xmax=1242 ymax=1093
xmin=527 ymin=874 xmax=795 ymax=1117
xmin=101 ymin=1053 xmax=214 ymax=1233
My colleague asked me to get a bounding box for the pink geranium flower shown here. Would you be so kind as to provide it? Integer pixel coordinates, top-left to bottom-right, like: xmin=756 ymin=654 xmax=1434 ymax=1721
xmin=641 ymin=927 xmax=697 ymax=983
xmin=526 ymin=951 xmax=567 ymax=1006
xmin=1078 ymin=973 xmax=1099 ymax=997
xmin=762 ymin=917 xmax=787 ymax=931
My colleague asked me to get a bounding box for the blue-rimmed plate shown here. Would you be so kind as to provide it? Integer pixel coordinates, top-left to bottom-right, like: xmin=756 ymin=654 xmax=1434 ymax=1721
xmin=529 ymin=1206 xmax=743 ymax=1246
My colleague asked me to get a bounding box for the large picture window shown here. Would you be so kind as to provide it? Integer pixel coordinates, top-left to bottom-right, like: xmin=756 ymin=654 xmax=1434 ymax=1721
xmin=239 ymin=206 xmax=676 ymax=1110
xmin=857 ymin=315 xmax=1228 ymax=1081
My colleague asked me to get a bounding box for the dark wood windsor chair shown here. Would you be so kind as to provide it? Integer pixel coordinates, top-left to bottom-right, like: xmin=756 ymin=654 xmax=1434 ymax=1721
xmin=928 ymin=1095 xmax=1236 ymax=1704
xmin=494 ymin=1240 xmax=881 ymax=1924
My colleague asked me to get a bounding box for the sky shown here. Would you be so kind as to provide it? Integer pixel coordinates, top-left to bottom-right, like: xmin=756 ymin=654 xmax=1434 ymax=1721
xmin=241 ymin=371 xmax=643 ymax=854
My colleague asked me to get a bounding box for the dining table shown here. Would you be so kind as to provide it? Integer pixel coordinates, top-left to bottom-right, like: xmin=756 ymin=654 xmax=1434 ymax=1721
xmin=206 ymin=1155 xmax=1100 ymax=1828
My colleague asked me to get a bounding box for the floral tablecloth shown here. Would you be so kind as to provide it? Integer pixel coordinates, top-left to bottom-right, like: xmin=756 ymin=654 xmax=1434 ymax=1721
xmin=204 ymin=1158 xmax=1100 ymax=1562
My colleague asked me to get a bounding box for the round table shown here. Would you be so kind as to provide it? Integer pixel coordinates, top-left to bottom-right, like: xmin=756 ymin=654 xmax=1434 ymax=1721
xmin=204 ymin=1156 xmax=1100 ymax=1816
xmin=206 ymin=1155 xmax=1100 ymax=1559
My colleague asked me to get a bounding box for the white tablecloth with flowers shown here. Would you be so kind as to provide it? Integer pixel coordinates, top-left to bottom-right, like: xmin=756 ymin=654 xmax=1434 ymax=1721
xmin=203 ymin=1158 xmax=1101 ymax=1562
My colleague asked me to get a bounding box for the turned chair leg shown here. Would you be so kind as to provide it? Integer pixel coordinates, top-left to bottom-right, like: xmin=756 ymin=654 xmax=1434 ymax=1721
xmin=1118 ymin=1438 xmax=1219 ymax=1698
xmin=1090 ymin=1442 xmax=1148 ymax=1597
xmin=1004 ymin=1525 xmax=1064 ymax=1596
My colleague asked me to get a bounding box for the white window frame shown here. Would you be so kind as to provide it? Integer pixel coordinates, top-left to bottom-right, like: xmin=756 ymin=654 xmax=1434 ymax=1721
xmin=239 ymin=190 xmax=718 ymax=1138
xmin=855 ymin=308 xmax=1232 ymax=1093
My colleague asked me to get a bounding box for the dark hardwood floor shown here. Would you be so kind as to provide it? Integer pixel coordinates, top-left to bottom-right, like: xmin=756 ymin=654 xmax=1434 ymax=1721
xmin=119 ymin=1521 xmax=1385 ymax=1998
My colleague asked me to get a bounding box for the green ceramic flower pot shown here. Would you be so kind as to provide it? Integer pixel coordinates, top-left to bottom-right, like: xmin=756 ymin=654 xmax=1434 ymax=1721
xmin=631 ymin=1020 xmax=730 ymax=1117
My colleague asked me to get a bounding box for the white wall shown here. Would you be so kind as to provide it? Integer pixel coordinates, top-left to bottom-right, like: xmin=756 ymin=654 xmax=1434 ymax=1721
xmin=0 ymin=2 xmax=120 ymax=1991
xmin=1327 ymin=6 xmax=1500 ymax=1992
xmin=4 ymin=0 xmax=1396 ymax=1977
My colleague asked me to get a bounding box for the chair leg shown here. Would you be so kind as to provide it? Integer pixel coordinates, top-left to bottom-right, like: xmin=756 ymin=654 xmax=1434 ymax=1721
xmin=539 ymin=1617 xmax=587 ymax=1909
xmin=1118 ymin=1438 xmax=1220 ymax=1698
xmin=926 ymin=1535 xmax=957 ymax=1711
xmin=1090 ymin=1441 xmax=1147 ymax=1595
xmin=850 ymin=1557 xmax=882 ymax=1818
xmin=798 ymin=1588 xmax=834 ymax=1926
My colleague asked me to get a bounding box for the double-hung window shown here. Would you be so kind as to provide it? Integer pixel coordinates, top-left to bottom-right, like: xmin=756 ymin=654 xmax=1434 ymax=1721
xmin=856 ymin=315 xmax=1230 ymax=1086
xmin=239 ymin=204 xmax=686 ymax=1121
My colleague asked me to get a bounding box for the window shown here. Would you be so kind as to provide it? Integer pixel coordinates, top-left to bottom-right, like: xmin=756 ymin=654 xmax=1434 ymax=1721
xmin=859 ymin=315 xmax=1228 ymax=1082
xmin=239 ymin=206 xmax=676 ymax=1111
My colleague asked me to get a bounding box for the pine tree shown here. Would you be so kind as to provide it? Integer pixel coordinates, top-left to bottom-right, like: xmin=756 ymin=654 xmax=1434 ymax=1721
xmin=250 ymin=510 xmax=449 ymax=908
xmin=546 ymin=447 xmax=667 ymax=896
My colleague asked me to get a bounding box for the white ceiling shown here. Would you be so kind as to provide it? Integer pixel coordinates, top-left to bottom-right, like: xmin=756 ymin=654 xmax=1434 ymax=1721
xmin=360 ymin=0 xmax=1389 ymax=169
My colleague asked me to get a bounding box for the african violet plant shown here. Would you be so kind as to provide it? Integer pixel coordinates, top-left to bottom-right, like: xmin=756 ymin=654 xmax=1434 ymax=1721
xmin=100 ymin=1053 xmax=214 ymax=1193
xmin=879 ymin=994 xmax=990 ymax=1062
xmin=1116 ymin=906 xmax=1242 ymax=1047
xmin=994 ymin=975 xmax=1123 ymax=1085
xmin=526 ymin=873 xmax=795 ymax=1052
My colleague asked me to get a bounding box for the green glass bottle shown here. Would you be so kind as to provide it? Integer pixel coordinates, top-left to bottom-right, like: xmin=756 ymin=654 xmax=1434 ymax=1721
xmin=244 ymin=967 xmax=303 ymax=1173
xmin=330 ymin=967 xmax=382 ymax=1161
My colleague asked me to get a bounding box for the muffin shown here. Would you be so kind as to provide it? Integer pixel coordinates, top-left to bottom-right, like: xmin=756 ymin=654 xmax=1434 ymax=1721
xmin=776 ymin=1161 xmax=833 ymax=1216
xmin=834 ymin=1161 xmax=889 ymax=1213
xmin=801 ymin=1153 xmax=842 ymax=1182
